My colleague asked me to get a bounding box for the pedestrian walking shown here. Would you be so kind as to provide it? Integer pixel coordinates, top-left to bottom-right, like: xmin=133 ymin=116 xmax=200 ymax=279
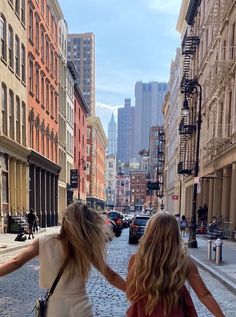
xmin=126 ymin=212 xmax=225 ymax=317
xmin=33 ymin=214 xmax=39 ymax=234
xmin=0 ymin=202 xmax=126 ymax=317
xmin=180 ymin=215 xmax=188 ymax=237
xmin=27 ymin=209 xmax=36 ymax=239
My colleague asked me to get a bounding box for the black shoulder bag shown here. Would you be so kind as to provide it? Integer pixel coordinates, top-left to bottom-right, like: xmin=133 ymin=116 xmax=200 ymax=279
xmin=34 ymin=260 xmax=67 ymax=317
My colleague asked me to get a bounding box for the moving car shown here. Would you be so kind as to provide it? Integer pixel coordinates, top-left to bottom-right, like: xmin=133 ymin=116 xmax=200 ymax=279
xmin=129 ymin=215 xmax=150 ymax=244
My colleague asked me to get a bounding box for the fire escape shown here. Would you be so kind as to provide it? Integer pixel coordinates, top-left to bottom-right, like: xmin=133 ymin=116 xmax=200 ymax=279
xmin=156 ymin=129 xmax=165 ymax=197
xmin=178 ymin=31 xmax=200 ymax=175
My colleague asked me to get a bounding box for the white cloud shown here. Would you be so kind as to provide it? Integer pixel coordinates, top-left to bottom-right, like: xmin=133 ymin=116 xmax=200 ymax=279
xmin=147 ymin=0 xmax=181 ymax=14
xmin=96 ymin=102 xmax=122 ymax=113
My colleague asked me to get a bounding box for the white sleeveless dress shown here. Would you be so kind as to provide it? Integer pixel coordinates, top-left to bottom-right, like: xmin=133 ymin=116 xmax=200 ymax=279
xmin=39 ymin=234 xmax=94 ymax=317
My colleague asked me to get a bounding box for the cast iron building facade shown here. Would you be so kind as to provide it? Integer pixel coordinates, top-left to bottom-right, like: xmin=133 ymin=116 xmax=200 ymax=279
xmin=67 ymin=33 xmax=95 ymax=116
xmin=117 ymin=98 xmax=135 ymax=163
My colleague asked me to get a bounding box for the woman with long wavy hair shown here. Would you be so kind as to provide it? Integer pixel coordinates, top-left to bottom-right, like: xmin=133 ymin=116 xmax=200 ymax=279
xmin=0 ymin=202 xmax=126 ymax=316
xmin=126 ymin=212 xmax=224 ymax=317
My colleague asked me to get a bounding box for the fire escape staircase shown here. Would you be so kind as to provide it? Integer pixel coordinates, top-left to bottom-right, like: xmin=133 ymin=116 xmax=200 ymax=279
xmin=178 ymin=117 xmax=196 ymax=175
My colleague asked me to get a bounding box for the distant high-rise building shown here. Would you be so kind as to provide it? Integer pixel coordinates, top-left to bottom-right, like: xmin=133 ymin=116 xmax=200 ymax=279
xmin=67 ymin=33 xmax=95 ymax=115
xmin=107 ymin=113 xmax=117 ymax=154
xmin=117 ymin=99 xmax=135 ymax=163
xmin=134 ymin=82 xmax=168 ymax=157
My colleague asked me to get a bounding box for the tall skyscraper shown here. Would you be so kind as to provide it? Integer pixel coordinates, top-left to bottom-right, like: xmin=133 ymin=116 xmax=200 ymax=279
xmin=67 ymin=33 xmax=95 ymax=115
xmin=107 ymin=113 xmax=117 ymax=154
xmin=117 ymin=99 xmax=135 ymax=163
xmin=134 ymin=82 xmax=168 ymax=157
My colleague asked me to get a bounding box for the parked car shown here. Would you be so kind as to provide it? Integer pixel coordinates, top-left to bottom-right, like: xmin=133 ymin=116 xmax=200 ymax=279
xmin=106 ymin=211 xmax=123 ymax=237
xmin=129 ymin=215 xmax=150 ymax=244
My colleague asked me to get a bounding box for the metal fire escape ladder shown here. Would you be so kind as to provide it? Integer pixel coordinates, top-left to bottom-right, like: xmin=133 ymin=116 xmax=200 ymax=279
xmin=156 ymin=130 xmax=165 ymax=198
xmin=178 ymin=31 xmax=200 ymax=175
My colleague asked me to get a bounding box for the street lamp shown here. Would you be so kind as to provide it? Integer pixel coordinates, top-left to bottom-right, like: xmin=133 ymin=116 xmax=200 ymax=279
xmin=182 ymin=80 xmax=202 ymax=249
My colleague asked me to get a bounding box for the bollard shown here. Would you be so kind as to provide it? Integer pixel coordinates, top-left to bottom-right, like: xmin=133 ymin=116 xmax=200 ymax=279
xmin=215 ymin=238 xmax=223 ymax=265
xmin=207 ymin=240 xmax=212 ymax=260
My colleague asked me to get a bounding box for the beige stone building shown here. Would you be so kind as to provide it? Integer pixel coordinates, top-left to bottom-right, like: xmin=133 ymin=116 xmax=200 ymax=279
xmin=177 ymin=0 xmax=236 ymax=236
xmin=0 ymin=1 xmax=29 ymax=233
xmin=162 ymin=49 xmax=182 ymax=215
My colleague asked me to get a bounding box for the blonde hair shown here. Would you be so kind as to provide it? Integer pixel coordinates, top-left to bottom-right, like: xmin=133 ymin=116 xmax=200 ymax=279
xmin=126 ymin=212 xmax=188 ymax=316
xmin=57 ymin=202 xmax=108 ymax=280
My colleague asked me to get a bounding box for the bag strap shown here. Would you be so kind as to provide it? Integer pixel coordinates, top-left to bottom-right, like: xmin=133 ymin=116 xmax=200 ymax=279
xmin=47 ymin=259 xmax=68 ymax=298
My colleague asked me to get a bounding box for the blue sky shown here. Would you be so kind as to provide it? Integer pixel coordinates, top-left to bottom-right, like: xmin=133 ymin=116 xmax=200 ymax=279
xmin=60 ymin=0 xmax=182 ymax=134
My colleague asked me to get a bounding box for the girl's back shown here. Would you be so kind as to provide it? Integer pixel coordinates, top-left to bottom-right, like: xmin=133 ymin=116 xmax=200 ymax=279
xmin=39 ymin=234 xmax=93 ymax=317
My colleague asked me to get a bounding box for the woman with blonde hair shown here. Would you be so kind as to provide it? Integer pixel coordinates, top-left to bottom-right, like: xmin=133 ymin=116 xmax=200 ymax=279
xmin=0 ymin=202 xmax=126 ymax=316
xmin=126 ymin=212 xmax=225 ymax=317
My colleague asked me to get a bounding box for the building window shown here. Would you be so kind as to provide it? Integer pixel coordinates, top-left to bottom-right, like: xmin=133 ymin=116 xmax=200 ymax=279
xmin=0 ymin=15 xmax=7 ymax=61
xmin=46 ymin=81 xmax=49 ymax=111
xmin=15 ymin=0 xmax=20 ymax=16
xmin=50 ymin=46 xmax=53 ymax=74
xmin=54 ymin=93 xmax=57 ymax=121
xmin=41 ymin=73 xmax=44 ymax=106
xmin=21 ymin=44 xmax=26 ymax=82
xmin=8 ymin=26 xmax=14 ymax=69
xmin=41 ymin=0 xmax=44 ymax=15
xmin=9 ymin=90 xmax=14 ymax=139
xmin=16 ymin=96 xmax=20 ymax=143
xmin=29 ymin=6 xmax=33 ymax=42
xmin=35 ymin=66 xmax=40 ymax=100
xmin=15 ymin=35 xmax=20 ymax=76
xmin=29 ymin=57 xmax=34 ymax=93
xmin=46 ymin=135 xmax=49 ymax=158
xmin=35 ymin=16 xmax=40 ymax=51
xmin=36 ymin=128 xmax=40 ymax=152
xmin=46 ymin=5 xmax=49 ymax=25
xmin=40 ymin=28 xmax=44 ymax=60
xmin=1 ymin=83 xmax=7 ymax=135
xmin=21 ymin=0 xmax=25 ymax=25
xmin=46 ymin=39 xmax=49 ymax=68
xmin=54 ymin=54 xmax=57 ymax=78
xmin=21 ymin=101 xmax=26 ymax=146
xmin=41 ymin=133 xmax=45 ymax=155
xmin=50 ymin=88 xmax=53 ymax=116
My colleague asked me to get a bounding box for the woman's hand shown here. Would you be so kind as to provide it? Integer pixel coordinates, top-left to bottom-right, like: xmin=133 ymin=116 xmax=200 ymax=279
xmin=0 ymin=239 xmax=39 ymax=277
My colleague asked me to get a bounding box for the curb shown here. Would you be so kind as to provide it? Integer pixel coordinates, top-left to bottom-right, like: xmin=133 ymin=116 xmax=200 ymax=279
xmin=0 ymin=228 xmax=47 ymax=255
xmin=190 ymin=254 xmax=236 ymax=295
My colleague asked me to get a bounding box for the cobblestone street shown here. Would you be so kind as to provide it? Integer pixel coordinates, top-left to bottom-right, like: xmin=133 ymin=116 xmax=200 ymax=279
xmin=0 ymin=229 xmax=236 ymax=316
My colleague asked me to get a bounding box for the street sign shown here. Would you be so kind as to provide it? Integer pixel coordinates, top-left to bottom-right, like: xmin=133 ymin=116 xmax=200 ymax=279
xmin=70 ymin=169 xmax=78 ymax=188
xmin=172 ymin=195 xmax=179 ymax=200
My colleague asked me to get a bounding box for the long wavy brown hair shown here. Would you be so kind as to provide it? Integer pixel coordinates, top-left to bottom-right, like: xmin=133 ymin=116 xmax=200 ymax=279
xmin=57 ymin=202 xmax=108 ymax=280
xmin=126 ymin=212 xmax=188 ymax=316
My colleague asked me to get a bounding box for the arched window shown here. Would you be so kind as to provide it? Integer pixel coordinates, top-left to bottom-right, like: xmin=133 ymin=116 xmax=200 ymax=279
xmin=1 ymin=83 xmax=7 ymax=135
xmin=21 ymin=0 xmax=26 ymax=25
xmin=8 ymin=25 xmax=14 ymax=68
xmin=9 ymin=90 xmax=14 ymax=139
xmin=21 ymin=44 xmax=26 ymax=82
xmin=15 ymin=35 xmax=20 ymax=76
xmin=15 ymin=0 xmax=20 ymax=16
xmin=0 ymin=14 xmax=7 ymax=60
xmin=16 ymin=96 xmax=21 ymax=143
xmin=21 ymin=101 xmax=26 ymax=146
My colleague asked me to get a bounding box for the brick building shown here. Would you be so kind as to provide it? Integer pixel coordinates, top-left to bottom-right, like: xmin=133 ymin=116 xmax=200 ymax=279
xmin=86 ymin=117 xmax=107 ymax=209
xmin=73 ymin=84 xmax=90 ymax=202
xmin=27 ymin=0 xmax=63 ymax=226
xmin=130 ymin=171 xmax=147 ymax=212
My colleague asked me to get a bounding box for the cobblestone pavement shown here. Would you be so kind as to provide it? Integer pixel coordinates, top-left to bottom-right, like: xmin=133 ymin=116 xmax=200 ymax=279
xmin=0 ymin=229 xmax=235 ymax=316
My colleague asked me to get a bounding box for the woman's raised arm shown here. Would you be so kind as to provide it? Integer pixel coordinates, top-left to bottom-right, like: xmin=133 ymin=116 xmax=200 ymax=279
xmin=187 ymin=259 xmax=225 ymax=317
xmin=0 ymin=238 xmax=39 ymax=277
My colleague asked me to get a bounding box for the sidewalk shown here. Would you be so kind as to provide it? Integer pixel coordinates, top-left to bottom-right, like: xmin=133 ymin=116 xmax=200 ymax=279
xmin=0 ymin=226 xmax=60 ymax=254
xmin=185 ymin=235 xmax=236 ymax=294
